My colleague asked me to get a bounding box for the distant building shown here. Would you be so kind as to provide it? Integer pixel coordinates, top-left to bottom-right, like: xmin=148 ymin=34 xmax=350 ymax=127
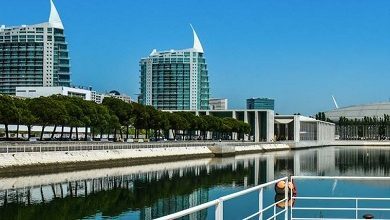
xmin=0 ymin=0 xmax=71 ymax=95
xmin=104 ymin=90 xmax=132 ymax=103
xmin=209 ymin=98 xmax=228 ymax=110
xmin=15 ymin=86 xmax=132 ymax=104
xmin=139 ymin=25 xmax=210 ymax=110
xmin=16 ymin=86 xmax=91 ymax=100
xmin=274 ymin=115 xmax=335 ymax=142
xmin=246 ymin=98 xmax=275 ymax=110
xmin=325 ymin=102 xmax=390 ymax=122
xmin=91 ymin=90 xmax=104 ymax=104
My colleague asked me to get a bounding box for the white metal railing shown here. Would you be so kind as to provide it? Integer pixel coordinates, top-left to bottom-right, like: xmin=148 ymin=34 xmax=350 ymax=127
xmin=155 ymin=177 xmax=289 ymax=220
xmin=0 ymin=141 xmax=267 ymax=154
xmin=0 ymin=142 xmax=217 ymax=154
xmin=290 ymin=176 xmax=390 ymax=220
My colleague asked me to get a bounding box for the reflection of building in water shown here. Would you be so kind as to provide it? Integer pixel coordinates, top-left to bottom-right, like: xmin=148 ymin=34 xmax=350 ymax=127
xmin=0 ymin=159 xmax=250 ymax=219
xmin=140 ymin=188 xmax=208 ymax=220
xmin=335 ymin=147 xmax=390 ymax=176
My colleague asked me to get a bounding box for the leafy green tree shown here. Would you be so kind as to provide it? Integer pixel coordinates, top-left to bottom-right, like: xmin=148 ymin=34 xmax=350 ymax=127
xmin=169 ymin=113 xmax=189 ymax=140
xmin=103 ymin=97 xmax=133 ymax=140
xmin=0 ymin=95 xmax=19 ymax=139
xmin=28 ymin=96 xmax=67 ymax=140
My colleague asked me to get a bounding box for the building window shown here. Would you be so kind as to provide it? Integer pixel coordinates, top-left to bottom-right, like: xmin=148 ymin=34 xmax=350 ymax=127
xmin=36 ymin=28 xmax=44 ymax=33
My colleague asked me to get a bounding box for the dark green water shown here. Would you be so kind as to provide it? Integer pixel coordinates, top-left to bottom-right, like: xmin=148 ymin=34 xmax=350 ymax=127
xmin=1 ymin=146 xmax=390 ymax=219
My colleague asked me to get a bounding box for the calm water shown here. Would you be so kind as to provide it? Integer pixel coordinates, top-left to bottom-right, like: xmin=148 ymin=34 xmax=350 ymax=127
xmin=1 ymin=146 xmax=390 ymax=219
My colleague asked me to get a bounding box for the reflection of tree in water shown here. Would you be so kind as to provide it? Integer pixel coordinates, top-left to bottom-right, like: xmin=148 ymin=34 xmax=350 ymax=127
xmin=336 ymin=148 xmax=390 ymax=175
xmin=0 ymin=163 xmax=251 ymax=220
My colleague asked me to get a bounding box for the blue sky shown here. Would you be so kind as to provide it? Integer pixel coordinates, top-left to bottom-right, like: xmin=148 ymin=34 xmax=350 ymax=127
xmin=2 ymin=0 xmax=390 ymax=115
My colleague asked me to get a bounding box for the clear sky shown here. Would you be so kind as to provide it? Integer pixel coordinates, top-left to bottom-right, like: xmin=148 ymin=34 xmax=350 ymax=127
xmin=2 ymin=0 xmax=390 ymax=115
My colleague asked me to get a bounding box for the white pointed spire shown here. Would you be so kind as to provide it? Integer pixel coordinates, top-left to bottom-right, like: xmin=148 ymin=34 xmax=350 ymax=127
xmin=49 ymin=0 xmax=64 ymax=29
xmin=190 ymin=24 xmax=204 ymax=53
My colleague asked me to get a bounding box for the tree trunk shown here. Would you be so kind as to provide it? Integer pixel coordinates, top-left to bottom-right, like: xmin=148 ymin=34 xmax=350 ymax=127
xmin=4 ymin=124 xmax=9 ymax=140
xmin=76 ymin=127 xmax=79 ymax=140
xmin=51 ymin=125 xmax=57 ymax=139
xmin=69 ymin=127 xmax=73 ymax=140
xmin=16 ymin=124 xmax=19 ymax=139
xmin=120 ymin=128 xmax=123 ymax=140
xmin=84 ymin=126 xmax=88 ymax=141
xmin=40 ymin=125 xmax=45 ymax=141
xmin=27 ymin=125 xmax=32 ymax=139
xmin=114 ymin=128 xmax=117 ymax=141
xmin=60 ymin=125 xmax=64 ymax=140
xmin=126 ymin=125 xmax=129 ymax=140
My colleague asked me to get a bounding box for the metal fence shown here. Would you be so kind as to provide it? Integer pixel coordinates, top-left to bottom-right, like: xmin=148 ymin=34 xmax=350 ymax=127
xmin=0 ymin=141 xmax=269 ymax=154
xmin=0 ymin=142 xmax=217 ymax=154
xmin=155 ymin=177 xmax=289 ymax=220
xmin=155 ymin=176 xmax=390 ymax=220
xmin=291 ymin=176 xmax=390 ymax=220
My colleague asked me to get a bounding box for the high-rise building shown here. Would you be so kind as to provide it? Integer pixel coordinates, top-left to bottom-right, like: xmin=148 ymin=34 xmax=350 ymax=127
xmin=139 ymin=25 xmax=210 ymax=110
xmin=209 ymin=98 xmax=228 ymax=110
xmin=0 ymin=0 xmax=70 ymax=95
xmin=247 ymin=98 xmax=275 ymax=110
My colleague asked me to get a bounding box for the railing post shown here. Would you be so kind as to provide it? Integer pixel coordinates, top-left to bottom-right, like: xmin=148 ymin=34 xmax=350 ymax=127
xmin=259 ymin=188 xmax=263 ymax=220
xmin=290 ymin=177 xmax=293 ymax=220
xmin=273 ymin=205 xmax=276 ymax=220
xmin=215 ymin=199 xmax=223 ymax=220
xmin=355 ymin=199 xmax=358 ymax=219
xmin=285 ymin=178 xmax=288 ymax=220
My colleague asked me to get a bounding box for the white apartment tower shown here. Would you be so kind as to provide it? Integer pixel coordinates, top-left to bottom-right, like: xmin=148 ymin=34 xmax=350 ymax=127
xmin=0 ymin=0 xmax=70 ymax=95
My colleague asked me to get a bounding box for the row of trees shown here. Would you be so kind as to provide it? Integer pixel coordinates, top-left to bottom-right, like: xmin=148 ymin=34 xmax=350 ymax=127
xmin=337 ymin=115 xmax=390 ymax=140
xmin=316 ymin=112 xmax=390 ymax=140
xmin=0 ymin=95 xmax=251 ymax=141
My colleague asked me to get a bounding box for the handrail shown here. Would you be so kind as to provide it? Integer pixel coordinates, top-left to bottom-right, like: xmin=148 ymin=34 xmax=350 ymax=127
xmin=292 ymin=176 xmax=390 ymax=180
xmin=154 ymin=200 xmax=219 ymax=220
xmin=291 ymin=176 xmax=390 ymax=220
xmin=0 ymin=142 xmax=217 ymax=154
xmin=219 ymin=177 xmax=286 ymax=202
xmin=155 ymin=177 xmax=288 ymax=220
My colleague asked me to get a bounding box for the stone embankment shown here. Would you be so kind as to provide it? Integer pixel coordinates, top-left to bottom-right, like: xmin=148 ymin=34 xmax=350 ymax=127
xmin=0 ymin=141 xmax=290 ymax=175
xmin=1 ymin=140 xmax=389 ymax=176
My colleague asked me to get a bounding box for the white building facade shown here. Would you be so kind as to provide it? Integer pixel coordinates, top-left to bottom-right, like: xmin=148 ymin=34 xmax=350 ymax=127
xmin=209 ymin=98 xmax=228 ymax=110
xmin=16 ymin=86 xmax=132 ymax=104
xmin=16 ymin=86 xmax=92 ymax=100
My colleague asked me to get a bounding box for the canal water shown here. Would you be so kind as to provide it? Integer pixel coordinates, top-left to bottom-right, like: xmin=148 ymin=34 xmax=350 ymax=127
xmin=1 ymin=146 xmax=390 ymax=219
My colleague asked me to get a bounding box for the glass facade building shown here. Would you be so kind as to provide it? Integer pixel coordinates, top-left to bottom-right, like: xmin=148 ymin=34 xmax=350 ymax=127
xmin=0 ymin=0 xmax=70 ymax=95
xmin=246 ymin=98 xmax=275 ymax=110
xmin=139 ymin=26 xmax=209 ymax=110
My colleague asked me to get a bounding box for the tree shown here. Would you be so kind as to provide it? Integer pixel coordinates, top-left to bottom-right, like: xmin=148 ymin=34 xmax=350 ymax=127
xmin=103 ymin=97 xmax=133 ymax=140
xmin=0 ymin=95 xmax=19 ymax=139
xmin=15 ymin=99 xmax=37 ymax=139
xmin=27 ymin=97 xmax=66 ymax=140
